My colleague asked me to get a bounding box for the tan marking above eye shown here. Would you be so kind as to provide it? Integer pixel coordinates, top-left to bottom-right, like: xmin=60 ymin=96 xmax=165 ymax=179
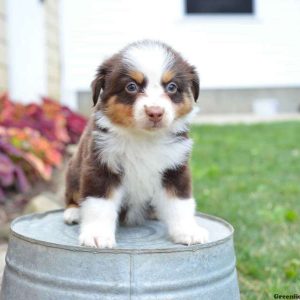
xmin=162 ymin=70 xmax=175 ymax=84
xmin=128 ymin=71 xmax=144 ymax=84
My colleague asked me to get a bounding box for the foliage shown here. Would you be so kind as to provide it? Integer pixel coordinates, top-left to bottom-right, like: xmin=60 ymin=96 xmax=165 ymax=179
xmin=0 ymin=93 xmax=87 ymax=202
xmin=191 ymin=122 xmax=300 ymax=299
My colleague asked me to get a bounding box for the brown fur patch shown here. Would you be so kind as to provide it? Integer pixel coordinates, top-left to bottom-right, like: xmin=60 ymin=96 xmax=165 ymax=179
xmin=65 ymin=157 xmax=81 ymax=206
xmin=79 ymin=162 xmax=121 ymax=200
xmin=105 ymin=96 xmax=134 ymax=127
xmin=71 ymin=192 xmax=80 ymax=203
xmin=129 ymin=70 xmax=144 ymax=84
xmin=163 ymin=164 xmax=192 ymax=199
xmin=174 ymin=93 xmax=193 ymax=118
xmin=66 ymin=203 xmax=79 ymax=209
xmin=162 ymin=70 xmax=175 ymax=84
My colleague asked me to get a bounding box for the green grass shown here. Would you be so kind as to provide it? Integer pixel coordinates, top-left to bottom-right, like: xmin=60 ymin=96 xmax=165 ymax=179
xmin=190 ymin=122 xmax=300 ymax=300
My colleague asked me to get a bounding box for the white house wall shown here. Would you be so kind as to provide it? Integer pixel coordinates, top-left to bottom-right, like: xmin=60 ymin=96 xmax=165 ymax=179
xmin=6 ymin=0 xmax=47 ymax=103
xmin=61 ymin=0 xmax=300 ymax=108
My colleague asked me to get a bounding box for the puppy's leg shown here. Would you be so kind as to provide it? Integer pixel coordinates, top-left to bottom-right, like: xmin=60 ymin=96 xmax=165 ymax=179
xmin=158 ymin=165 xmax=209 ymax=245
xmin=79 ymin=165 xmax=122 ymax=249
xmin=64 ymin=160 xmax=80 ymax=225
xmin=157 ymin=196 xmax=208 ymax=245
xmin=79 ymin=188 xmax=123 ymax=248
xmin=64 ymin=204 xmax=80 ymax=225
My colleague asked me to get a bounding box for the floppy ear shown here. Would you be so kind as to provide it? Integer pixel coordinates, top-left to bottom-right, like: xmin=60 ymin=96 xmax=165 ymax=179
xmin=190 ymin=66 xmax=200 ymax=102
xmin=91 ymin=77 xmax=104 ymax=106
xmin=91 ymin=65 xmax=106 ymax=106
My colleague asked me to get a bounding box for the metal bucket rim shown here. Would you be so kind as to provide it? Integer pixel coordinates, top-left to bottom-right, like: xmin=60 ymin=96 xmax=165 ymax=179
xmin=9 ymin=209 xmax=234 ymax=254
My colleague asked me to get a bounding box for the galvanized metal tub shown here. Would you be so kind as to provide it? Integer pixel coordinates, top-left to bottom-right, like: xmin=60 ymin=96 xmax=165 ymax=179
xmin=1 ymin=210 xmax=240 ymax=300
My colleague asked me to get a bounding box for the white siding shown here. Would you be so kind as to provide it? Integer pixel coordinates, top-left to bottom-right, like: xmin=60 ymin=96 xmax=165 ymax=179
xmin=45 ymin=0 xmax=61 ymax=101
xmin=0 ymin=0 xmax=7 ymax=92
xmin=61 ymin=0 xmax=300 ymax=108
xmin=6 ymin=0 xmax=47 ymax=103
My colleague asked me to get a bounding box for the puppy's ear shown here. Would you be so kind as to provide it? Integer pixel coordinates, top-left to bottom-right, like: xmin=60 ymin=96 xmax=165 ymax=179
xmin=91 ymin=65 xmax=106 ymax=106
xmin=189 ymin=66 xmax=200 ymax=102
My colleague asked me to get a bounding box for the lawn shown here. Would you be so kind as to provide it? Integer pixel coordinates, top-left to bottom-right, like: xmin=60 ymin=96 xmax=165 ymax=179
xmin=190 ymin=122 xmax=300 ymax=300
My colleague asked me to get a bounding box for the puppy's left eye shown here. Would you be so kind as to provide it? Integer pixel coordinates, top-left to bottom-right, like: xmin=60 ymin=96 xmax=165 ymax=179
xmin=166 ymin=82 xmax=178 ymax=94
xmin=125 ymin=82 xmax=138 ymax=94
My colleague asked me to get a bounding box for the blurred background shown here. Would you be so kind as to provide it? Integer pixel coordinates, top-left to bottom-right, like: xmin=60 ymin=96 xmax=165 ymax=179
xmin=1 ymin=0 xmax=300 ymax=298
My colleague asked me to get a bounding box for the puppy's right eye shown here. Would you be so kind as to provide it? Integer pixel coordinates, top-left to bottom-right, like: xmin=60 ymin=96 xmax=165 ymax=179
xmin=166 ymin=82 xmax=178 ymax=94
xmin=125 ymin=82 xmax=138 ymax=94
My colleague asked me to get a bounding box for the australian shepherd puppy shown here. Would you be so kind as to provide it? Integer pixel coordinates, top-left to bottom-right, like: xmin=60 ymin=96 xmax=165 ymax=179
xmin=63 ymin=40 xmax=209 ymax=248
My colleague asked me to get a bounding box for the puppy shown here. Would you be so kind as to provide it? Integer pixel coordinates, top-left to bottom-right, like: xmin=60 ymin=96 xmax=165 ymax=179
xmin=64 ymin=40 xmax=209 ymax=248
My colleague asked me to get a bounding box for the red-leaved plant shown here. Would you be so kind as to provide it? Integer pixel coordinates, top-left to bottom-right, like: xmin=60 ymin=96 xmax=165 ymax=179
xmin=0 ymin=93 xmax=87 ymax=202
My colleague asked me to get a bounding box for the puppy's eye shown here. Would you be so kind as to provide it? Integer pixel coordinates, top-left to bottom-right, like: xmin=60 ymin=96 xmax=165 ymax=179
xmin=166 ymin=82 xmax=178 ymax=94
xmin=125 ymin=82 xmax=138 ymax=94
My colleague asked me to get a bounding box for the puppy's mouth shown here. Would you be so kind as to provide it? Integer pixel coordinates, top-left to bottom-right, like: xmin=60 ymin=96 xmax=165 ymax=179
xmin=151 ymin=120 xmax=163 ymax=128
xmin=144 ymin=120 xmax=165 ymax=130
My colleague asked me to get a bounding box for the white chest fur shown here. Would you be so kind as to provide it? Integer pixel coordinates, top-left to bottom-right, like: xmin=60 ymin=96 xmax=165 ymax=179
xmin=93 ymin=129 xmax=192 ymax=211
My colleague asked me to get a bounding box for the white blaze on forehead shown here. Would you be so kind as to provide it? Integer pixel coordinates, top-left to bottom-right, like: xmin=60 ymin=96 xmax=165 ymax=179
xmin=122 ymin=42 xmax=174 ymax=84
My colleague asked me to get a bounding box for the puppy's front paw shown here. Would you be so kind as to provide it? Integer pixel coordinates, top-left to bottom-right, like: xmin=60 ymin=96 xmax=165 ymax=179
xmin=79 ymin=228 xmax=116 ymax=249
xmin=64 ymin=207 xmax=80 ymax=225
xmin=170 ymin=224 xmax=209 ymax=245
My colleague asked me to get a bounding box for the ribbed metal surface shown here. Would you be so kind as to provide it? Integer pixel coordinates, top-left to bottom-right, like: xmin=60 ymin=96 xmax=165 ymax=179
xmin=0 ymin=210 xmax=240 ymax=300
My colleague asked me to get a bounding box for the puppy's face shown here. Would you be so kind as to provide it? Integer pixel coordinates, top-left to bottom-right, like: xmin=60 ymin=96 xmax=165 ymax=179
xmin=92 ymin=41 xmax=199 ymax=131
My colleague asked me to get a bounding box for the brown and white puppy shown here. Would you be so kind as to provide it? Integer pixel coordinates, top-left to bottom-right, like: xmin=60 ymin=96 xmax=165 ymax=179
xmin=64 ymin=40 xmax=209 ymax=248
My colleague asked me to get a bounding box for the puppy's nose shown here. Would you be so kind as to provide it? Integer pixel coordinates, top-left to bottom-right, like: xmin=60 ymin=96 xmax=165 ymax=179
xmin=145 ymin=106 xmax=165 ymax=122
